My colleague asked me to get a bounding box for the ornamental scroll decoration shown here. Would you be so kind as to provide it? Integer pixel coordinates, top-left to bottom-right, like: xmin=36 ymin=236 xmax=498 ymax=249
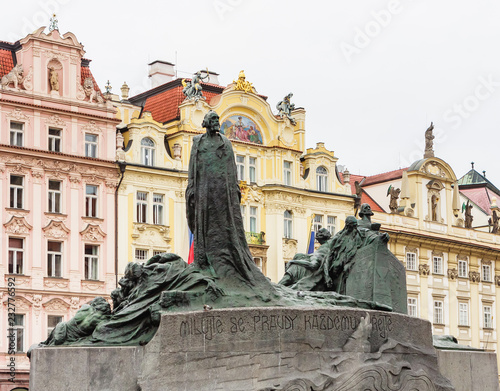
xmin=469 ymin=271 xmax=480 ymax=283
xmin=419 ymin=264 xmax=430 ymax=276
xmin=80 ymin=224 xmax=106 ymax=242
xmin=447 ymin=268 xmax=458 ymax=281
xmin=4 ymin=216 xmax=33 ymax=235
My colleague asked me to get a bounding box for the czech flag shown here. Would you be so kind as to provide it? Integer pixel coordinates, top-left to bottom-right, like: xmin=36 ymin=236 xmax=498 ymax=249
xmin=188 ymin=228 xmax=194 ymax=264
xmin=306 ymin=214 xmax=315 ymax=254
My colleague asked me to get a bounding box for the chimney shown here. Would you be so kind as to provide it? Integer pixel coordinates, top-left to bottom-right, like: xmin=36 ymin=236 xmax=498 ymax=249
xmin=148 ymin=60 xmax=175 ymax=88
xmin=199 ymin=69 xmax=220 ymax=85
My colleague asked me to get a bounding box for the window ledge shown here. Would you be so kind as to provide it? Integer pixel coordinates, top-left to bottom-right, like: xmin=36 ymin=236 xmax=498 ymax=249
xmin=45 ymin=212 xmax=67 ymax=218
xmin=458 ymin=325 xmax=470 ymax=328
xmin=5 ymin=208 xmax=30 ymax=213
xmin=433 ymin=323 xmax=445 ymax=326
xmin=82 ymin=216 xmax=104 ymax=222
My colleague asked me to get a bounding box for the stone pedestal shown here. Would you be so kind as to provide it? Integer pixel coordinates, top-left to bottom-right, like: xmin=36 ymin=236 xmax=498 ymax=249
xmin=436 ymin=350 xmax=499 ymax=391
xmin=30 ymin=307 xmax=454 ymax=390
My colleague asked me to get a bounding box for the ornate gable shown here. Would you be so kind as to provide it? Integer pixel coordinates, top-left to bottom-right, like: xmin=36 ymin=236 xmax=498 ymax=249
xmin=4 ymin=216 xmax=32 ymax=235
xmin=43 ymin=220 xmax=70 ymax=239
xmin=80 ymin=224 xmax=106 ymax=242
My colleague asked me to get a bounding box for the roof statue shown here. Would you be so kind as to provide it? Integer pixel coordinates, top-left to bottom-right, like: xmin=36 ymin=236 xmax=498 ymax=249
xmin=233 ymin=70 xmax=253 ymax=93
xmin=387 ymin=185 xmax=401 ymax=213
xmin=49 ymin=13 xmax=59 ymax=32
xmin=276 ymin=93 xmax=297 ymax=125
xmin=489 ymin=210 xmax=499 ymax=234
xmin=182 ymin=68 xmax=209 ymax=101
xmin=463 ymin=200 xmax=474 ymax=229
xmin=28 ymin=113 xmax=402 ymax=353
xmin=424 ymin=121 xmax=435 ymax=158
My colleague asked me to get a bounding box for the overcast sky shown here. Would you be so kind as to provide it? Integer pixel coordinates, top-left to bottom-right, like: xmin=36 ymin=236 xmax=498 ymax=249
xmin=3 ymin=1 xmax=500 ymax=187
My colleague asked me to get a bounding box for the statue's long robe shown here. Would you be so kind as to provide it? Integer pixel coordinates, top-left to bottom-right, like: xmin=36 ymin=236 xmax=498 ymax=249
xmin=186 ymin=133 xmax=271 ymax=290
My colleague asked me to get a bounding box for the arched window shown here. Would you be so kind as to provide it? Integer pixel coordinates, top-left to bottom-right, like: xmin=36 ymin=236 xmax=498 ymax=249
xmin=316 ymin=166 xmax=328 ymax=192
xmin=141 ymin=138 xmax=155 ymax=166
xmin=284 ymin=210 xmax=293 ymax=239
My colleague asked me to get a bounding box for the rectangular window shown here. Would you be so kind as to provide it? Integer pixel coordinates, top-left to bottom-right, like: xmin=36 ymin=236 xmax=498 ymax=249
xmin=407 ymin=297 xmax=418 ymax=317
xmin=458 ymin=259 xmax=468 ymax=278
xmin=135 ymin=249 xmax=148 ymax=262
xmin=10 ymin=314 xmax=24 ymax=352
xmin=250 ymin=206 xmax=258 ymax=233
xmin=47 ymin=241 xmax=62 ymax=277
xmin=249 ymin=157 xmax=256 ymax=183
xmin=153 ymin=194 xmax=164 ymax=225
xmin=84 ymin=245 xmax=99 ymax=280
xmin=48 ymin=180 xmax=62 ymax=213
xmin=85 ymin=185 xmax=98 ymax=217
xmin=85 ymin=133 xmax=98 ymax=158
xmin=459 ymin=303 xmax=469 ymax=326
xmin=406 ymin=252 xmax=417 ymax=271
xmin=254 ymin=257 xmax=263 ymax=271
xmin=433 ymin=256 xmax=443 ymax=275
xmin=47 ymin=315 xmax=63 ymax=338
xmin=433 ymin=300 xmax=444 ymax=324
xmin=48 ymin=128 xmax=61 ymax=152
xmin=10 ymin=122 xmax=24 ymax=147
xmin=240 ymin=205 xmax=246 ymax=230
xmin=10 ymin=175 xmax=24 ymax=209
xmin=153 ymin=250 xmax=164 ymax=256
xmin=8 ymin=238 xmax=24 ymax=274
xmin=484 ymin=306 xmax=492 ymax=328
xmin=327 ymin=216 xmax=336 ymax=235
xmin=482 ymin=263 xmax=492 ymax=282
xmin=283 ymin=161 xmax=292 ymax=186
xmin=137 ymin=191 xmax=148 ymax=223
xmin=313 ymin=215 xmax=323 ymax=234
xmin=236 ymin=155 xmax=245 ymax=181
xmin=284 ymin=210 xmax=293 ymax=239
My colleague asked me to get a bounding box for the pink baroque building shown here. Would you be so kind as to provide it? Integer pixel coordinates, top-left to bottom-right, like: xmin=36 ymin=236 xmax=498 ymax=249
xmin=0 ymin=27 xmax=119 ymax=389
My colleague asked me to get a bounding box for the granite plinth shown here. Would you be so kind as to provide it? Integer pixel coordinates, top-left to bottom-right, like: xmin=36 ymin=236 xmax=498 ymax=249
xmin=30 ymin=307 xmax=455 ymax=390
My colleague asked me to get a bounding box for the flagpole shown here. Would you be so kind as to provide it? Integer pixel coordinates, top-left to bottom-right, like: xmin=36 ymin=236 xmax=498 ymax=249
xmin=306 ymin=214 xmax=315 ymax=253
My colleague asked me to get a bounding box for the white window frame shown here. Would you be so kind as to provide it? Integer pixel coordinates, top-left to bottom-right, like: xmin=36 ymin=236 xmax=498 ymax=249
xmin=236 ymin=155 xmax=245 ymax=181
xmin=47 ymin=241 xmax=62 ymax=277
xmin=316 ymin=166 xmax=328 ymax=192
xmin=10 ymin=314 xmax=25 ymax=353
xmin=84 ymin=244 xmax=99 ymax=280
xmin=484 ymin=306 xmax=493 ymax=329
xmin=135 ymin=249 xmax=149 ymax=262
xmin=327 ymin=216 xmax=336 ymax=236
xmin=458 ymin=259 xmax=468 ymax=278
xmin=137 ymin=191 xmax=148 ymax=223
xmin=141 ymin=138 xmax=155 ymax=166
xmin=406 ymin=252 xmax=418 ymax=271
xmin=284 ymin=210 xmax=293 ymax=239
xmin=10 ymin=175 xmax=24 ymax=209
xmin=47 ymin=315 xmax=63 ymax=338
xmin=85 ymin=133 xmax=98 ymax=158
xmin=48 ymin=180 xmax=62 ymax=213
xmin=459 ymin=302 xmax=469 ymax=326
xmin=313 ymin=215 xmax=323 ymax=234
xmin=407 ymin=297 xmax=418 ymax=317
xmin=283 ymin=161 xmax=292 ymax=186
xmin=48 ymin=128 xmax=62 ymax=152
xmin=482 ymin=263 xmax=492 ymax=282
xmin=153 ymin=194 xmax=164 ymax=225
xmin=433 ymin=300 xmax=444 ymax=324
xmin=433 ymin=256 xmax=443 ymax=275
xmin=8 ymin=237 xmax=24 ymax=274
xmin=249 ymin=157 xmax=256 ymax=183
xmin=240 ymin=205 xmax=246 ymax=230
xmin=254 ymin=257 xmax=263 ymax=271
xmin=10 ymin=121 xmax=24 ymax=147
xmin=249 ymin=206 xmax=258 ymax=233
xmin=85 ymin=185 xmax=98 ymax=218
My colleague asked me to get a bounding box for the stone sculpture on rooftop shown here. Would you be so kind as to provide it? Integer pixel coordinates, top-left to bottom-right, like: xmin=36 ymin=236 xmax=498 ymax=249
xmin=276 ymin=92 xmax=296 ymax=125
xmin=182 ymin=69 xmax=209 ymax=101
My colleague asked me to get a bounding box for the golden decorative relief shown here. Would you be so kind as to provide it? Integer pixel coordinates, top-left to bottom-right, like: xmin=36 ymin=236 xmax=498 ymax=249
xmin=233 ymin=70 xmax=254 ymax=93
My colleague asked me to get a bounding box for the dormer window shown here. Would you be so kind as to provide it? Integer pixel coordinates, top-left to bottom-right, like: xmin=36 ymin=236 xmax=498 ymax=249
xmin=141 ymin=138 xmax=155 ymax=166
xmin=316 ymin=166 xmax=328 ymax=192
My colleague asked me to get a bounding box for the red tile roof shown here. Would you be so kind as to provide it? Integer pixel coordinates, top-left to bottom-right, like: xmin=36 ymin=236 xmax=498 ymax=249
xmin=81 ymin=65 xmax=105 ymax=101
xmin=459 ymin=187 xmax=496 ymax=215
xmin=0 ymin=48 xmax=14 ymax=78
xmin=339 ymin=172 xmax=385 ymax=213
xmin=141 ymin=80 xmax=223 ymax=123
xmin=362 ymin=168 xmax=408 ymax=186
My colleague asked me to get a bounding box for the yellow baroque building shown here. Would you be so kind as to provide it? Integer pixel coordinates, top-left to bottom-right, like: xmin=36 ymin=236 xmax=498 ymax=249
xmin=346 ymin=153 xmax=500 ymax=378
xmin=110 ymin=69 xmax=354 ymax=282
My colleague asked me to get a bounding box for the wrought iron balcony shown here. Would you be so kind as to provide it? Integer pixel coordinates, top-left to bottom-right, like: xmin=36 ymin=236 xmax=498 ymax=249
xmin=245 ymin=231 xmax=265 ymax=245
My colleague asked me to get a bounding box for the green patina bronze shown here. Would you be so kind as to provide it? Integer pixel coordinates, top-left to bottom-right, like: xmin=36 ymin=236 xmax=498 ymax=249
xmin=28 ymin=112 xmax=406 ymax=352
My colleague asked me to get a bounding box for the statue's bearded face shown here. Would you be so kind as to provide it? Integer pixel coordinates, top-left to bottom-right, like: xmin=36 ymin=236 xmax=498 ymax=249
xmin=203 ymin=112 xmax=220 ymax=134
xmin=345 ymin=216 xmax=358 ymax=233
